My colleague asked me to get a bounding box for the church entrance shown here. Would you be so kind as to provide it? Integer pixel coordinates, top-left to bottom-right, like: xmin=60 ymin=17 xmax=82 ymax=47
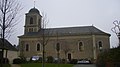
xmin=68 ymin=53 xmax=71 ymax=61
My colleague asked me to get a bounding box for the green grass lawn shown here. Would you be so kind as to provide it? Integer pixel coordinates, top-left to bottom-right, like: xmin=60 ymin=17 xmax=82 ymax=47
xmin=21 ymin=63 xmax=74 ymax=67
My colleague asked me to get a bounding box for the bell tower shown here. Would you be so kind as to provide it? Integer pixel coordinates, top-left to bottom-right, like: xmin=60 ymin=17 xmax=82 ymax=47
xmin=24 ymin=7 xmax=42 ymax=34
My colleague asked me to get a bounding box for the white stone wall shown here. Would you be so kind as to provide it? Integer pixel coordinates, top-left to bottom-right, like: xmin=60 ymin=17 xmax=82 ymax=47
xmin=4 ymin=50 xmax=18 ymax=63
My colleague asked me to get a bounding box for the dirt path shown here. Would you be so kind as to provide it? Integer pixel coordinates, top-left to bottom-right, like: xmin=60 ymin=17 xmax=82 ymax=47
xmin=73 ymin=64 xmax=96 ymax=67
xmin=10 ymin=64 xmax=21 ymax=67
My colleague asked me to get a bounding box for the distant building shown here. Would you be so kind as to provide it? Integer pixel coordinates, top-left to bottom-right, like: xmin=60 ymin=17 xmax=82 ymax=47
xmin=0 ymin=39 xmax=18 ymax=63
xmin=18 ymin=8 xmax=110 ymax=62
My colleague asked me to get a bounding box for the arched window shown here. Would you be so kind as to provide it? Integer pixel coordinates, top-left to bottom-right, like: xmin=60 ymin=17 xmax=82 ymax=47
xmin=30 ymin=17 xmax=33 ymax=24
xmin=98 ymin=41 xmax=103 ymax=50
xmin=37 ymin=43 xmax=40 ymax=51
xmin=56 ymin=43 xmax=60 ymax=51
xmin=78 ymin=42 xmax=84 ymax=51
xmin=26 ymin=44 xmax=29 ymax=51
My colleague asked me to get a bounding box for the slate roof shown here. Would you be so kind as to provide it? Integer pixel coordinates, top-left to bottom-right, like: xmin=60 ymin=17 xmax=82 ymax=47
xmin=21 ymin=26 xmax=110 ymax=37
xmin=0 ymin=39 xmax=18 ymax=51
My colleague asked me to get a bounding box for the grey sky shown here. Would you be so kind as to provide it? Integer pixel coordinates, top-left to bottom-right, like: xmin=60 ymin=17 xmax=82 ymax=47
xmin=9 ymin=0 xmax=120 ymax=47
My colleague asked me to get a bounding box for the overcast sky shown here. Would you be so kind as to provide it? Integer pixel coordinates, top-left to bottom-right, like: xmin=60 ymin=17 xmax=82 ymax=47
xmin=9 ymin=0 xmax=120 ymax=47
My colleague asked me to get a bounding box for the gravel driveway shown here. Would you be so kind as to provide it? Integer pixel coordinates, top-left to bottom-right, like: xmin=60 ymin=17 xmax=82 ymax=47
xmin=11 ymin=64 xmax=21 ymax=67
xmin=73 ymin=64 xmax=96 ymax=67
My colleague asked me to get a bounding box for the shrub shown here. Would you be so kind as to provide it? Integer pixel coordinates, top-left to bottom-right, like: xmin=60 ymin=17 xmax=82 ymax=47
xmin=61 ymin=59 xmax=65 ymax=63
xmin=34 ymin=57 xmax=42 ymax=63
xmin=13 ymin=58 xmax=22 ymax=64
xmin=53 ymin=58 xmax=61 ymax=63
xmin=38 ymin=57 xmax=42 ymax=63
xmin=13 ymin=58 xmax=26 ymax=64
xmin=47 ymin=56 xmax=54 ymax=63
xmin=70 ymin=59 xmax=78 ymax=64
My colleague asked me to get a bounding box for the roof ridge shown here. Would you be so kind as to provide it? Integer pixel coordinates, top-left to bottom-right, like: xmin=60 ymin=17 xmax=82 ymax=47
xmin=23 ymin=25 xmax=110 ymax=36
xmin=46 ymin=25 xmax=93 ymax=29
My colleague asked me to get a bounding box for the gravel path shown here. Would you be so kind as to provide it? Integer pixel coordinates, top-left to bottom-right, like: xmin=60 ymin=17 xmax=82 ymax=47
xmin=11 ymin=64 xmax=21 ymax=67
xmin=73 ymin=64 xmax=96 ymax=67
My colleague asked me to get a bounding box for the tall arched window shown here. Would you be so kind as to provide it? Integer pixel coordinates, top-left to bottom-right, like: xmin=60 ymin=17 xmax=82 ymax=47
xmin=78 ymin=42 xmax=84 ymax=51
xmin=56 ymin=43 xmax=60 ymax=51
xmin=30 ymin=17 xmax=33 ymax=24
xmin=98 ymin=41 xmax=103 ymax=50
xmin=26 ymin=44 xmax=29 ymax=51
xmin=37 ymin=43 xmax=40 ymax=51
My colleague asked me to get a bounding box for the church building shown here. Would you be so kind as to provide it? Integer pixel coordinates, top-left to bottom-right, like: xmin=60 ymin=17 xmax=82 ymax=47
xmin=18 ymin=7 xmax=110 ymax=62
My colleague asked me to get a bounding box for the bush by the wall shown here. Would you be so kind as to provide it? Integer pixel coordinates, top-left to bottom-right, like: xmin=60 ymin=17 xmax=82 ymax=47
xmin=13 ymin=58 xmax=26 ymax=64
xmin=13 ymin=58 xmax=22 ymax=64
xmin=38 ymin=57 xmax=42 ymax=63
xmin=61 ymin=59 xmax=65 ymax=63
xmin=47 ymin=56 xmax=54 ymax=63
xmin=70 ymin=59 xmax=78 ymax=64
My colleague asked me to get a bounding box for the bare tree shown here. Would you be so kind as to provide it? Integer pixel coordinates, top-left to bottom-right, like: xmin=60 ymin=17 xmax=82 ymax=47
xmin=0 ymin=0 xmax=22 ymax=38
xmin=0 ymin=0 xmax=21 ymax=66
xmin=41 ymin=12 xmax=52 ymax=67
xmin=111 ymin=20 xmax=120 ymax=46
